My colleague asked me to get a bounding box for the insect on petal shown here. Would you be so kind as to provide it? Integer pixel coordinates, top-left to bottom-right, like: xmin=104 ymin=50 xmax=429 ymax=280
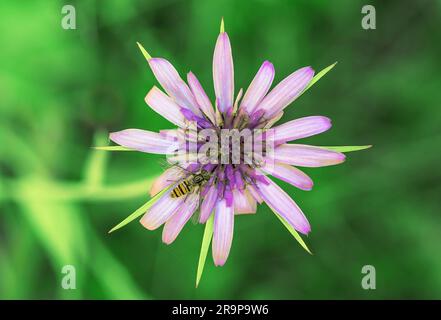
xmin=150 ymin=167 xmax=187 ymax=197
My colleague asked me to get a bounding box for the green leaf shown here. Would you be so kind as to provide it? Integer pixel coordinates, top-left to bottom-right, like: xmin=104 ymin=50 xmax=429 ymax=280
xmin=272 ymin=210 xmax=312 ymax=255
xmin=84 ymin=132 xmax=109 ymax=186
xmin=93 ymin=146 xmax=134 ymax=151
xmin=302 ymin=62 xmax=337 ymax=95
xmin=319 ymin=145 xmax=372 ymax=153
xmin=87 ymin=225 xmax=149 ymax=299
xmin=196 ymin=214 xmax=214 ymax=288
xmin=108 ymin=186 xmax=171 ymax=233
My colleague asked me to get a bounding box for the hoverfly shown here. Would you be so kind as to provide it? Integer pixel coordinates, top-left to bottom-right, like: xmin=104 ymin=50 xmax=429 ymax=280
xmin=171 ymin=169 xmax=211 ymax=198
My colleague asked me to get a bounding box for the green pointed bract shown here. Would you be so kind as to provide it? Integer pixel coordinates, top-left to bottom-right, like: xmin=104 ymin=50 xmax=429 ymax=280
xmin=272 ymin=209 xmax=312 ymax=254
xmin=265 ymin=206 xmax=312 ymax=254
xmin=220 ymin=18 xmax=225 ymax=33
xmin=93 ymin=146 xmax=134 ymax=151
xmin=108 ymin=186 xmax=171 ymax=233
xmin=301 ymin=62 xmax=337 ymax=95
xmin=196 ymin=214 xmax=214 ymax=287
xmin=319 ymin=145 xmax=372 ymax=153
xmin=136 ymin=42 xmax=152 ymax=60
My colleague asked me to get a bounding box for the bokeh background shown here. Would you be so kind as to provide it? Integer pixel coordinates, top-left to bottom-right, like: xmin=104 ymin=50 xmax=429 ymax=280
xmin=1 ymin=0 xmax=441 ymax=299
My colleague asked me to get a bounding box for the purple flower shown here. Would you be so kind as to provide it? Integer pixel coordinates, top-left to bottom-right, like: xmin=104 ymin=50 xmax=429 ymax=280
xmin=106 ymin=20 xmax=370 ymax=278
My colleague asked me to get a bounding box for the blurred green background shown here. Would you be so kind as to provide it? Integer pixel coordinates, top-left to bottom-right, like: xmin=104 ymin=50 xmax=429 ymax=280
xmin=1 ymin=0 xmax=441 ymax=299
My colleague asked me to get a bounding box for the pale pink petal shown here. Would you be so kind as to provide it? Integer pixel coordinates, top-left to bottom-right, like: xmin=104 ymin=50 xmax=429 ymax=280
xmin=255 ymin=175 xmax=311 ymax=234
xmin=162 ymin=192 xmax=199 ymax=244
xmin=212 ymin=198 xmax=234 ymax=266
xmin=148 ymin=58 xmax=202 ymax=116
xmin=161 ymin=127 xmax=198 ymax=143
xmin=159 ymin=129 xmax=179 ymax=140
xmin=160 ymin=128 xmax=198 ymax=145
xmin=257 ymin=66 xmax=314 ymax=119
xmin=271 ymin=144 xmax=345 ymax=167
xmin=257 ymin=111 xmax=284 ymax=129
xmin=244 ymin=190 xmax=257 ymax=213
xmin=199 ymin=184 xmax=218 ymax=223
xmin=109 ymin=129 xmax=178 ymax=154
xmin=246 ymin=184 xmax=263 ymax=204
xmin=260 ymin=162 xmax=313 ymax=191
xmin=233 ymin=189 xmax=256 ymax=214
xmin=167 ymin=151 xmax=199 ymax=165
xmin=240 ymin=61 xmax=275 ymax=114
xmin=140 ymin=187 xmax=184 ymax=230
xmin=150 ymin=167 xmax=187 ymax=196
xmin=271 ymin=116 xmax=331 ymax=143
xmin=145 ymin=86 xmax=186 ymax=128
xmin=213 ymin=32 xmax=234 ymax=113
xmin=187 ymin=72 xmax=216 ymax=124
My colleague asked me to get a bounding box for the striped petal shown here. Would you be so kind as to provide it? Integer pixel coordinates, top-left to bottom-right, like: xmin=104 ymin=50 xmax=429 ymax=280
xmin=148 ymin=58 xmax=202 ymax=116
xmin=160 ymin=127 xmax=198 ymax=143
xmin=240 ymin=61 xmax=275 ymax=114
xmin=257 ymin=66 xmax=314 ymax=119
xmin=213 ymin=32 xmax=234 ymax=113
xmin=187 ymin=72 xmax=216 ymax=124
xmin=260 ymin=162 xmax=313 ymax=191
xmin=145 ymin=86 xmax=186 ymax=128
xmin=212 ymin=198 xmax=234 ymax=266
xmin=233 ymin=189 xmax=256 ymax=214
xmin=199 ymin=184 xmax=218 ymax=223
xmin=159 ymin=129 xmax=179 ymax=140
xmin=109 ymin=129 xmax=178 ymax=154
xmin=162 ymin=192 xmax=199 ymax=244
xmin=255 ymin=175 xmax=311 ymax=234
xmin=140 ymin=187 xmax=184 ymax=230
xmin=150 ymin=167 xmax=187 ymax=197
xmin=260 ymin=111 xmax=284 ymax=129
xmin=271 ymin=144 xmax=345 ymax=167
xmin=246 ymin=184 xmax=263 ymax=204
xmin=271 ymin=116 xmax=332 ymax=143
xmin=234 ymin=170 xmax=245 ymax=191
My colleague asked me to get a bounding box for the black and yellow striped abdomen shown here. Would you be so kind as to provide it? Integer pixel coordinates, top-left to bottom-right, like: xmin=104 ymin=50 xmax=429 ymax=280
xmin=171 ymin=179 xmax=194 ymax=198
